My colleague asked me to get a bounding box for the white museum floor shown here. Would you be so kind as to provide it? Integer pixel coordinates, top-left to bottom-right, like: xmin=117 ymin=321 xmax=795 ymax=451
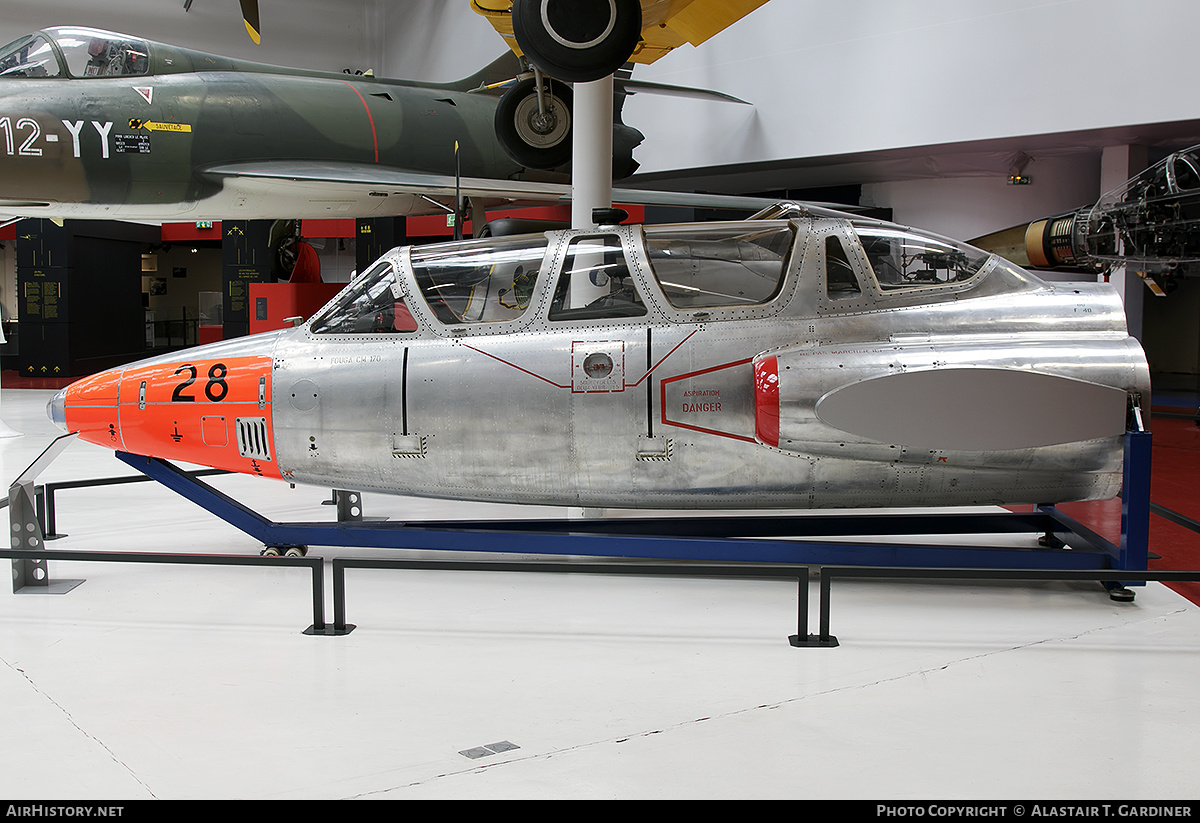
xmin=1 ymin=387 xmax=1198 ymax=801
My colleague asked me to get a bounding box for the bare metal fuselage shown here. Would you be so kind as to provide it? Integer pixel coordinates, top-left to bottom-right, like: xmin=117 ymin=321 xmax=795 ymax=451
xmin=55 ymin=212 xmax=1150 ymax=511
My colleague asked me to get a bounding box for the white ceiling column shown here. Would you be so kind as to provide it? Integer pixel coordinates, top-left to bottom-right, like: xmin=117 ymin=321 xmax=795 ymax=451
xmin=571 ymin=75 xmax=615 ymax=229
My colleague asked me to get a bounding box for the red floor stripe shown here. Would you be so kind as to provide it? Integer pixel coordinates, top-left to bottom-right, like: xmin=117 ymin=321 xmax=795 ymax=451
xmin=1144 ymin=416 xmax=1200 ymax=605
xmin=1045 ymin=416 xmax=1200 ymax=606
xmin=1149 ymin=416 xmax=1200 ymax=523
xmin=2 ymin=370 xmax=75 ymax=390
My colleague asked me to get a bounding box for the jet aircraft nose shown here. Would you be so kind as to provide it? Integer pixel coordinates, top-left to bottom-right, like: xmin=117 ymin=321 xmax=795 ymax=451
xmin=53 ymin=347 xmax=282 ymax=480
xmin=47 ymin=387 xmax=68 ymax=433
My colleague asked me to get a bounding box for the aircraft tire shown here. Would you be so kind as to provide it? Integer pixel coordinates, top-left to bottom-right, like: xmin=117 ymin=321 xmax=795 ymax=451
xmin=495 ymin=77 xmax=574 ymax=170
xmin=511 ymin=0 xmax=642 ymax=83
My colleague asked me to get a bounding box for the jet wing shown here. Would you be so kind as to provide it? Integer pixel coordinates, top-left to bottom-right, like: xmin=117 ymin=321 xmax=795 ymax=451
xmin=617 ymin=78 xmax=750 ymax=105
xmin=202 ymin=160 xmax=777 ymax=218
xmin=472 ymin=0 xmax=771 ymax=66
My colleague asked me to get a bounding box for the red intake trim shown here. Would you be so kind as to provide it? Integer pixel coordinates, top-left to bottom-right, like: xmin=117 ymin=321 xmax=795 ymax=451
xmin=754 ymin=356 xmax=780 ymax=448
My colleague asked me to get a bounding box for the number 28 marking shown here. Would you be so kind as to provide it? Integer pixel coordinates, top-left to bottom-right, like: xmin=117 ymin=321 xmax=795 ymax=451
xmin=172 ymin=363 xmax=229 ymax=402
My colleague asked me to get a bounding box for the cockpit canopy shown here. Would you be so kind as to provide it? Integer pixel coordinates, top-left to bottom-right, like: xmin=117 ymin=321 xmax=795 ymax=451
xmin=306 ymin=208 xmax=1023 ymax=337
xmin=851 ymin=222 xmax=989 ymax=290
xmin=0 ymin=27 xmax=148 ymax=79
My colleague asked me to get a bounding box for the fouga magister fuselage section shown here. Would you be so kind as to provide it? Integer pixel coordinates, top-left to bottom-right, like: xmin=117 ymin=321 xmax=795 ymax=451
xmin=50 ymin=206 xmax=1149 ymax=510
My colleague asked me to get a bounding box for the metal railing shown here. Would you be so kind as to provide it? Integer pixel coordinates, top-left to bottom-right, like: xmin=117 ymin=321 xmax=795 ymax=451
xmin=3 ymin=547 xmax=327 ymax=633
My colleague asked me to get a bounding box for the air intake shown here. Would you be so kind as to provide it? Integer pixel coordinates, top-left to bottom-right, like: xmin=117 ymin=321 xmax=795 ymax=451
xmin=235 ymin=417 xmax=272 ymax=461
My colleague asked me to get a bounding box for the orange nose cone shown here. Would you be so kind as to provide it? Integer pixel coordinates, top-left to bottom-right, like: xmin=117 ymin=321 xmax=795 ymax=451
xmin=61 ymin=369 xmax=125 ymax=449
xmin=59 ymin=355 xmax=280 ymax=479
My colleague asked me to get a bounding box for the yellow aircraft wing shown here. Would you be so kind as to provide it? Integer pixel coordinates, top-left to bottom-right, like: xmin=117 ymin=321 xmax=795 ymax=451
xmin=471 ymin=0 xmax=769 ymax=67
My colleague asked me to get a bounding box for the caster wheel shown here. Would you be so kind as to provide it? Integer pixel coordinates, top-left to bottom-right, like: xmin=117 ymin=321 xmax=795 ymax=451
xmin=1104 ymin=582 xmax=1136 ymax=602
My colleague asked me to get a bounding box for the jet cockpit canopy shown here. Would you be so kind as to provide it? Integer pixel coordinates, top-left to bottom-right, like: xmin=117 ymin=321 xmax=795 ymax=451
xmin=0 ymin=27 xmax=148 ymax=79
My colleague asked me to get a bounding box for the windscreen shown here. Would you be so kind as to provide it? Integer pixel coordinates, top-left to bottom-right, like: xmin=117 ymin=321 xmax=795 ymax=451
xmin=0 ymin=35 xmax=60 ymax=77
xmin=310 ymin=261 xmax=416 ymax=334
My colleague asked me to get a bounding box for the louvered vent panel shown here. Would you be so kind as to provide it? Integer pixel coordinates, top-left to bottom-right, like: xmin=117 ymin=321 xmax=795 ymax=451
xmin=235 ymin=417 xmax=272 ymax=461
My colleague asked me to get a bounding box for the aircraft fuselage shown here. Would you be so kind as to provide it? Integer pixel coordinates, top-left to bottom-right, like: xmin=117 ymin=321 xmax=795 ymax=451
xmin=53 ymin=213 xmax=1150 ymax=510
xmin=0 ymin=27 xmax=522 ymax=221
xmin=0 ymin=72 xmax=518 ymax=220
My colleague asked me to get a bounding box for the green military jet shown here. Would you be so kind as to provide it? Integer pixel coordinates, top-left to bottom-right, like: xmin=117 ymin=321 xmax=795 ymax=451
xmin=0 ymin=25 xmax=729 ymax=225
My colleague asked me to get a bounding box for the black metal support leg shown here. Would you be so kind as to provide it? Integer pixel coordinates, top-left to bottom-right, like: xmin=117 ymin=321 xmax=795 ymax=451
xmin=9 ymin=434 xmax=83 ymax=594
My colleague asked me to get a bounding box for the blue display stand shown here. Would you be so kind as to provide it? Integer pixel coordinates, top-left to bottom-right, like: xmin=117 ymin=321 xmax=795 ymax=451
xmin=111 ymin=430 xmax=1152 ymax=574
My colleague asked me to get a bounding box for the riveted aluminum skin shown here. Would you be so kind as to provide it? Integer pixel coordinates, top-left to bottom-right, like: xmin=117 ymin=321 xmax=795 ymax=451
xmin=255 ymin=214 xmax=1149 ymax=510
xmin=52 ymin=212 xmax=1149 ymax=510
